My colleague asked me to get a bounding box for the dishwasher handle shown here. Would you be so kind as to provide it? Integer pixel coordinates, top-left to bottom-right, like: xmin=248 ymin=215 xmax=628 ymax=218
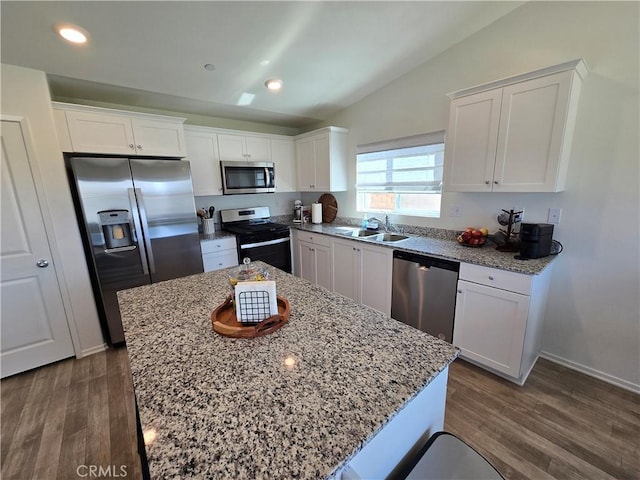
xmin=393 ymin=250 xmax=460 ymax=273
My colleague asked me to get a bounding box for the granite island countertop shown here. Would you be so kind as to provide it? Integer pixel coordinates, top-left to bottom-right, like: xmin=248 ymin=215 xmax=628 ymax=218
xmin=118 ymin=263 xmax=459 ymax=479
xmin=287 ymin=222 xmax=557 ymax=275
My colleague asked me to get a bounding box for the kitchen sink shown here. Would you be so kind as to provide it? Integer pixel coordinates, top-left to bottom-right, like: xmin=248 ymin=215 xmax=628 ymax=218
xmin=371 ymin=233 xmax=409 ymax=242
xmin=336 ymin=228 xmax=380 ymax=238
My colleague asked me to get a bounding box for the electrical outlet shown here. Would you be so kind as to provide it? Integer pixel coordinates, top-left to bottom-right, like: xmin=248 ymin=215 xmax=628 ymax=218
xmin=449 ymin=205 xmax=462 ymax=217
xmin=548 ymin=207 xmax=562 ymax=224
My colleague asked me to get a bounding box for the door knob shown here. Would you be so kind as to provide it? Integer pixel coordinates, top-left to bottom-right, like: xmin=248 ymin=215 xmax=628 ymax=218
xmin=37 ymin=259 xmax=49 ymax=268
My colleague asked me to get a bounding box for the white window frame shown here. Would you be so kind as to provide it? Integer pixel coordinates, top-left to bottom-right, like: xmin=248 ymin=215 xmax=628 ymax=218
xmin=356 ymin=131 xmax=445 ymax=218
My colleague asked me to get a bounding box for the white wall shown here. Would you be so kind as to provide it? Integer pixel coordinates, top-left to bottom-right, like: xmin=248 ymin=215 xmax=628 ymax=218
xmin=1 ymin=64 xmax=106 ymax=356
xmin=319 ymin=2 xmax=640 ymax=390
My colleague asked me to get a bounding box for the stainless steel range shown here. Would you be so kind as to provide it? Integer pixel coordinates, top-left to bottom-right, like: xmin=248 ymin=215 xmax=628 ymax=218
xmin=220 ymin=206 xmax=291 ymax=273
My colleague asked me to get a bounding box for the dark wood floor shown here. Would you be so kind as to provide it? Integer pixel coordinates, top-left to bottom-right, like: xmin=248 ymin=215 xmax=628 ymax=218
xmin=445 ymin=359 xmax=639 ymax=480
xmin=2 ymin=349 xmax=638 ymax=479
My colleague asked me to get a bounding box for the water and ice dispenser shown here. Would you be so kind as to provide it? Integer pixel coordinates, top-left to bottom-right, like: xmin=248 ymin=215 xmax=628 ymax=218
xmin=98 ymin=210 xmax=134 ymax=250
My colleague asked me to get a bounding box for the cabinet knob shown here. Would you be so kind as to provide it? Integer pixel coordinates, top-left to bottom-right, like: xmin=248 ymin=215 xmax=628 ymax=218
xmin=494 ymin=180 xmax=499 ymax=184
xmin=129 ymin=144 xmax=135 ymax=149
xmin=457 ymin=289 xmax=462 ymax=294
xmin=137 ymin=144 xmax=142 ymax=150
xmin=36 ymin=259 xmax=49 ymax=268
xmin=488 ymin=276 xmax=494 ymax=280
xmin=485 ymin=180 xmax=490 ymax=184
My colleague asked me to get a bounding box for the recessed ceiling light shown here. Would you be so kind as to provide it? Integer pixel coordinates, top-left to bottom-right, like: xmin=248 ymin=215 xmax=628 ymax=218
xmin=204 ymin=63 xmax=216 ymax=71
xmin=56 ymin=24 xmax=88 ymax=44
xmin=265 ymin=78 xmax=283 ymax=91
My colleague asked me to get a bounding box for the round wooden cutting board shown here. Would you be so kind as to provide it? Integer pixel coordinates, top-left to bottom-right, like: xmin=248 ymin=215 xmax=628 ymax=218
xmin=318 ymin=193 xmax=338 ymax=223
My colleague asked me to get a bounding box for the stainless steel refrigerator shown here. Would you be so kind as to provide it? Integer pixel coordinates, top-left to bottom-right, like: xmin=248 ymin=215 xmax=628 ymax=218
xmin=69 ymin=157 xmax=203 ymax=344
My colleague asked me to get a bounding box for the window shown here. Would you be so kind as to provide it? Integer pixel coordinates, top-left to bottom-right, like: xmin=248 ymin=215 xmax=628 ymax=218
xmin=356 ymin=131 xmax=445 ymax=217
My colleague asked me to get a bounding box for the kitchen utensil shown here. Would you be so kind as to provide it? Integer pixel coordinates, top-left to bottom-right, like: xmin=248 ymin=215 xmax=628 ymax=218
xmin=318 ymin=193 xmax=338 ymax=223
xmin=209 ymin=206 xmax=215 ymax=218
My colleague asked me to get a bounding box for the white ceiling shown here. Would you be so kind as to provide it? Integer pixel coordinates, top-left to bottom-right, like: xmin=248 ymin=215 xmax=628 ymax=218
xmin=1 ymin=1 xmax=523 ymax=128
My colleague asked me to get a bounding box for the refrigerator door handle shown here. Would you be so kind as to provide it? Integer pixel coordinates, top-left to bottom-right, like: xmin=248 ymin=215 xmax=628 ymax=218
xmin=133 ymin=188 xmax=157 ymax=275
xmin=128 ymin=188 xmax=150 ymax=275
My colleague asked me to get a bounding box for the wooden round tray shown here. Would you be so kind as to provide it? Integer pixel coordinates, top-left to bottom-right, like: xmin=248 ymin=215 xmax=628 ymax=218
xmin=318 ymin=193 xmax=338 ymax=223
xmin=211 ymin=295 xmax=290 ymax=338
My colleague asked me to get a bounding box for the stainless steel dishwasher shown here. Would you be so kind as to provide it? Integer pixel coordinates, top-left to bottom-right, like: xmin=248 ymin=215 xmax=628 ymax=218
xmin=391 ymin=250 xmax=460 ymax=342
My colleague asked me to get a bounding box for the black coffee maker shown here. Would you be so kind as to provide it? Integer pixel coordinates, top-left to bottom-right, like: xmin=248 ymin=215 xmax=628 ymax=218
xmin=518 ymin=223 xmax=554 ymax=259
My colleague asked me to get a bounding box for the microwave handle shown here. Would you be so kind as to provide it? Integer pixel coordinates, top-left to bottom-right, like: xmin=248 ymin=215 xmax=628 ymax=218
xmin=266 ymin=167 xmax=274 ymax=188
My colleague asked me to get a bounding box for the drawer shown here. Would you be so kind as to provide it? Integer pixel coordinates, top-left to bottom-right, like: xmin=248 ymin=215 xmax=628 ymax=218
xmin=459 ymin=263 xmax=531 ymax=295
xmin=203 ymin=250 xmax=238 ymax=272
xmin=201 ymin=236 xmax=236 ymax=254
xmin=295 ymin=231 xmax=331 ymax=248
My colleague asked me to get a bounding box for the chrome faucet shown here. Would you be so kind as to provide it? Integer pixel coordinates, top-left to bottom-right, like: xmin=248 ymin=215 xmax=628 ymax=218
xmin=367 ymin=214 xmax=394 ymax=232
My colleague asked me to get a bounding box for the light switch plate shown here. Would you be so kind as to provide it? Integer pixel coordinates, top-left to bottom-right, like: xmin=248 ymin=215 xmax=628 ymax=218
xmin=548 ymin=207 xmax=562 ymax=224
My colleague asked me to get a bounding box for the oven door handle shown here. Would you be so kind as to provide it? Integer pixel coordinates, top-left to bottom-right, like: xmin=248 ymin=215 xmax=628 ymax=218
xmin=240 ymin=237 xmax=290 ymax=250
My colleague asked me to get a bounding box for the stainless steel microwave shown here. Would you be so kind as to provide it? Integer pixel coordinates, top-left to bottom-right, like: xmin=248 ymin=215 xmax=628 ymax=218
xmin=220 ymin=161 xmax=275 ymax=194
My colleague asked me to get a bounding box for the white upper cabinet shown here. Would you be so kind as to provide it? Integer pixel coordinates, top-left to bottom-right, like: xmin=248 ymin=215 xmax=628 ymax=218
xmin=183 ymin=126 xmax=296 ymax=195
xmin=218 ymin=133 xmax=271 ymax=162
xmin=270 ymin=137 xmax=296 ymax=193
xmin=444 ymin=59 xmax=587 ymax=192
xmin=295 ymin=127 xmax=348 ymax=192
xmin=183 ymin=126 xmax=223 ymax=196
xmin=53 ymin=102 xmax=186 ymax=157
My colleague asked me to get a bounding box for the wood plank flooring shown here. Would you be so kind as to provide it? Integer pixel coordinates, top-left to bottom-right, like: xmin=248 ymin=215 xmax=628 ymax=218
xmin=445 ymin=359 xmax=640 ymax=480
xmin=2 ymin=350 xmax=638 ymax=479
xmin=1 ymin=348 xmax=140 ymax=480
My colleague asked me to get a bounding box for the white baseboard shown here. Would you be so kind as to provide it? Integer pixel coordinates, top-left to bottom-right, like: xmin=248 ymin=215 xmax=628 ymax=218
xmin=539 ymin=351 xmax=640 ymax=394
xmin=77 ymin=343 xmax=108 ymax=358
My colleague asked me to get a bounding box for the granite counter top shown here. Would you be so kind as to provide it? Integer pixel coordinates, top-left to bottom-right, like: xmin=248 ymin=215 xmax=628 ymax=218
xmin=119 ymin=263 xmax=458 ymax=479
xmin=199 ymin=230 xmax=236 ymax=242
xmin=288 ymin=222 xmax=556 ymax=275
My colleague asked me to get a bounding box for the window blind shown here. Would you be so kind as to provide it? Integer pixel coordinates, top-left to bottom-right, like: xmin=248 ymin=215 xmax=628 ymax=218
xmin=356 ymin=131 xmax=445 ymax=193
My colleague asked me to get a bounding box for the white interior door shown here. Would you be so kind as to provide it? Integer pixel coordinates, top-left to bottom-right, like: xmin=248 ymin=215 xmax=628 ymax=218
xmin=1 ymin=120 xmax=74 ymax=378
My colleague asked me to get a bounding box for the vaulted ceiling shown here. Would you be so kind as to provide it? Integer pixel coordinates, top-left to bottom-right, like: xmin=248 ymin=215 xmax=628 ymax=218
xmin=1 ymin=1 xmax=523 ymax=128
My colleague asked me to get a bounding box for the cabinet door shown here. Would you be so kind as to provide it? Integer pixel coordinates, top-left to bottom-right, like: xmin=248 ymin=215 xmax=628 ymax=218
xmin=217 ymin=133 xmax=247 ymax=161
xmin=298 ymin=241 xmax=316 ymax=284
xmin=453 ymin=280 xmax=529 ymax=377
xmin=65 ymin=111 xmax=136 ymax=155
xmin=360 ymin=244 xmax=392 ymax=316
xmin=332 ymin=238 xmax=360 ymax=302
xmin=443 ymin=90 xmax=502 ymax=192
xmin=296 ymin=138 xmax=316 ymax=191
xmin=184 ymin=129 xmax=223 ymax=196
xmin=312 ymin=134 xmax=331 ymax=191
xmin=314 ymin=244 xmax=332 ymax=291
xmin=131 ymin=119 xmax=186 ymax=157
xmin=271 ymin=138 xmax=296 ymax=192
xmin=494 ymin=71 xmax=573 ymax=192
xmin=245 ymin=135 xmax=271 ymax=162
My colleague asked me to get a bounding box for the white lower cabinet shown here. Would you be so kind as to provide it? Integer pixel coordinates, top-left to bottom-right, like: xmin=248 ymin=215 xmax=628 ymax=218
xmin=452 ymin=263 xmax=552 ymax=385
xmin=201 ymin=237 xmax=238 ymax=272
xmin=295 ymin=231 xmax=332 ymax=290
xmin=332 ymin=237 xmax=392 ymax=316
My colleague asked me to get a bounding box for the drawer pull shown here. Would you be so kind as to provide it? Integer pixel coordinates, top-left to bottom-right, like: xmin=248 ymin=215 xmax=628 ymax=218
xmin=488 ymin=276 xmax=494 ymax=280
